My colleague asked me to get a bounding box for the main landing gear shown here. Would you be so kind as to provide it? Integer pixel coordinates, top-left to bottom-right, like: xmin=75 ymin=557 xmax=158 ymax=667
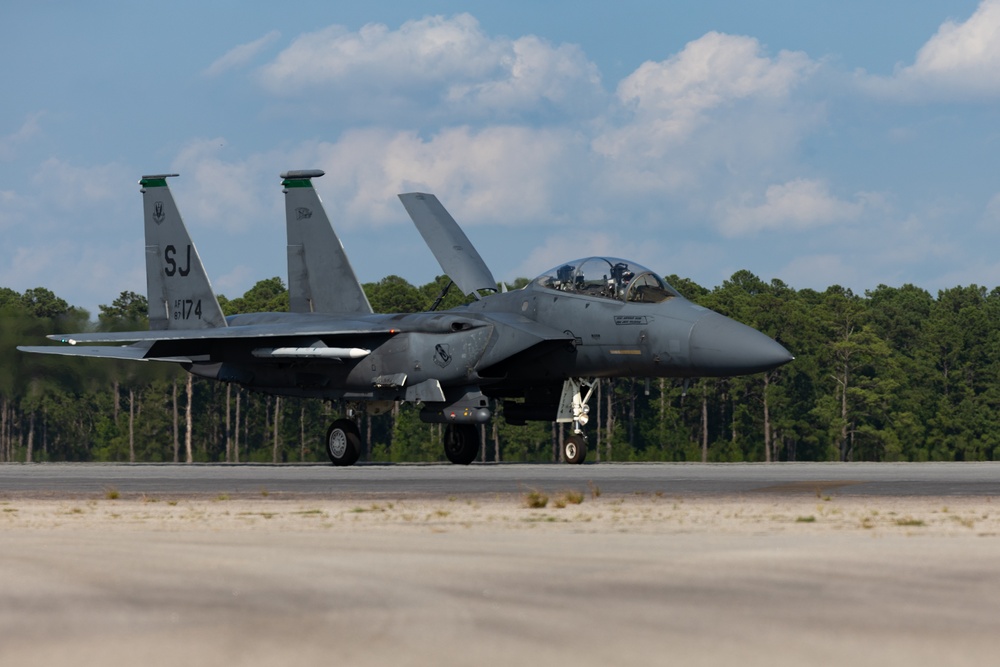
xmin=443 ymin=424 xmax=479 ymax=465
xmin=324 ymin=417 xmax=480 ymax=466
xmin=326 ymin=419 xmax=362 ymax=466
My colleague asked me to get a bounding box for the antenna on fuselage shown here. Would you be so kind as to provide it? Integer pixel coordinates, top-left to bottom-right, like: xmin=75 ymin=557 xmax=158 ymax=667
xmin=429 ymin=280 xmax=455 ymax=312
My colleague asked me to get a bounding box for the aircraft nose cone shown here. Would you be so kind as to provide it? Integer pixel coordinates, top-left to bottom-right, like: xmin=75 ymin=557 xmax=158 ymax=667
xmin=689 ymin=312 xmax=793 ymax=375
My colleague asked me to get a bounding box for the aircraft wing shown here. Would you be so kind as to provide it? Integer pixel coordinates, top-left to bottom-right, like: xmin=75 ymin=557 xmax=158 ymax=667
xmin=398 ymin=193 xmax=497 ymax=299
xmin=16 ymin=344 xmax=167 ymax=362
xmin=20 ymin=314 xmax=491 ymax=362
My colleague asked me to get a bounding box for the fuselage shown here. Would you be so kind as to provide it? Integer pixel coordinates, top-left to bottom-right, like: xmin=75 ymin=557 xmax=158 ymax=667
xmin=188 ymin=277 xmax=792 ymax=402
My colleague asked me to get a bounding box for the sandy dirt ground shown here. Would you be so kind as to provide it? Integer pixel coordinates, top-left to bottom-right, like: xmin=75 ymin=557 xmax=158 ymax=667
xmin=2 ymin=491 xmax=1000 ymax=666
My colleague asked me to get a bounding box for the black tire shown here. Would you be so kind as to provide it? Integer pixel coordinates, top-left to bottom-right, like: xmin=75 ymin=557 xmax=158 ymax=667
xmin=326 ymin=419 xmax=361 ymax=466
xmin=563 ymin=435 xmax=587 ymax=464
xmin=443 ymin=424 xmax=479 ymax=465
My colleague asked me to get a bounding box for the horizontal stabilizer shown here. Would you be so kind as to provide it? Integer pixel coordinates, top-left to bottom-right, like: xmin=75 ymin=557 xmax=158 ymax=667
xmin=398 ymin=193 xmax=497 ymax=299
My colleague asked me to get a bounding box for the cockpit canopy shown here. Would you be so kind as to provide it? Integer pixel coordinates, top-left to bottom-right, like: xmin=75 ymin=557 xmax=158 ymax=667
xmin=531 ymin=257 xmax=681 ymax=304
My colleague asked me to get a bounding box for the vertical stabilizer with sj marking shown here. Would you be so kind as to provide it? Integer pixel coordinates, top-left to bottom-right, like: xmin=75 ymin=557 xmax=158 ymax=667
xmin=140 ymin=174 xmax=227 ymax=330
xmin=282 ymin=170 xmax=372 ymax=314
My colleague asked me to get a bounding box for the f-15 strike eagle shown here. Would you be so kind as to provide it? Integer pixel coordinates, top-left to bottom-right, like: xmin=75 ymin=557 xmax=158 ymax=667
xmin=19 ymin=171 xmax=793 ymax=465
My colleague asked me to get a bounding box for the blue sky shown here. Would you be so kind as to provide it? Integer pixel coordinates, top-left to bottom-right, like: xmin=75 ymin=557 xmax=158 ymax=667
xmin=2 ymin=0 xmax=997 ymax=315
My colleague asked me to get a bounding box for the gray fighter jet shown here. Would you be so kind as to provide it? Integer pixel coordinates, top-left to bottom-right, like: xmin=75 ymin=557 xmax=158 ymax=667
xmin=19 ymin=172 xmax=792 ymax=465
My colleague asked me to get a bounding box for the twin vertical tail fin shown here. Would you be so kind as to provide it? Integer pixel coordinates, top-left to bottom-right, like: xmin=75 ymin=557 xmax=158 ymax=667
xmin=282 ymin=170 xmax=372 ymax=314
xmin=140 ymin=174 xmax=227 ymax=330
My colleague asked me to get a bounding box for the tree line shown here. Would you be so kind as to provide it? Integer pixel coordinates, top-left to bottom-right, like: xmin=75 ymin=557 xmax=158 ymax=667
xmin=2 ymin=270 xmax=998 ymax=463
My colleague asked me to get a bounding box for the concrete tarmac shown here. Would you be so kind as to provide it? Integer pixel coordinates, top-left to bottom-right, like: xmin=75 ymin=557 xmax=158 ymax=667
xmin=2 ymin=460 xmax=1000 ymax=497
xmin=1 ymin=463 xmax=999 ymax=666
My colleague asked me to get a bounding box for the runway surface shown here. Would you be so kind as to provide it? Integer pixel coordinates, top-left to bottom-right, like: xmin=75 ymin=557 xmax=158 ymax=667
xmin=2 ymin=460 xmax=1000 ymax=498
xmin=3 ymin=462 xmax=1000 ymax=667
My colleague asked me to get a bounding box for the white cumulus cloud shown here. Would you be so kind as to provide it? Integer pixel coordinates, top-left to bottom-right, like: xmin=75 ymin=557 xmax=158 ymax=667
xmin=255 ymin=14 xmax=602 ymax=121
xmin=170 ymin=139 xmax=279 ymax=233
xmin=591 ymin=32 xmax=822 ymax=211
xmin=204 ymin=31 xmax=281 ymax=77
xmin=301 ymin=125 xmax=582 ymax=228
xmin=717 ymin=179 xmax=867 ymax=236
xmin=862 ymin=0 xmax=1000 ymax=100
xmin=31 ymin=158 xmax=132 ymax=212
xmin=617 ymin=32 xmax=813 ymax=122
xmin=0 ymin=113 xmax=44 ymax=161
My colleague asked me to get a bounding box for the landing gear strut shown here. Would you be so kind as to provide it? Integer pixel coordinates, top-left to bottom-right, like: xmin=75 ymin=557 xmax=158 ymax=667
xmin=557 ymin=378 xmax=598 ymax=464
xmin=326 ymin=419 xmax=361 ymax=466
xmin=443 ymin=423 xmax=479 ymax=465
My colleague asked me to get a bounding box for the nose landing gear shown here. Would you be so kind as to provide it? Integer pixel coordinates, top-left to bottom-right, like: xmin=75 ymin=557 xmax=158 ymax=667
xmin=558 ymin=378 xmax=598 ymax=464
xmin=563 ymin=434 xmax=587 ymax=464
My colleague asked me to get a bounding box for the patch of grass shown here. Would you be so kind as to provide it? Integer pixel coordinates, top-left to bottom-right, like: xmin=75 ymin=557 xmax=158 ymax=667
xmin=351 ymin=504 xmax=387 ymax=513
xmin=260 ymin=489 xmax=270 ymax=497
xmin=895 ymin=517 xmax=925 ymax=527
xmin=214 ymin=493 xmax=231 ymax=502
xmin=588 ymin=481 xmax=602 ymax=498
xmin=796 ymin=516 xmax=816 ymax=523
xmin=3 ymin=508 xmax=18 ymax=513
xmin=860 ymin=516 xmax=876 ymax=530
xmin=552 ymin=490 xmax=585 ymax=509
xmin=293 ymin=509 xmax=325 ymax=516
xmin=524 ymin=490 xmax=549 ymax=509
xmin=104 ymin=487 xmax=120 ymax=500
